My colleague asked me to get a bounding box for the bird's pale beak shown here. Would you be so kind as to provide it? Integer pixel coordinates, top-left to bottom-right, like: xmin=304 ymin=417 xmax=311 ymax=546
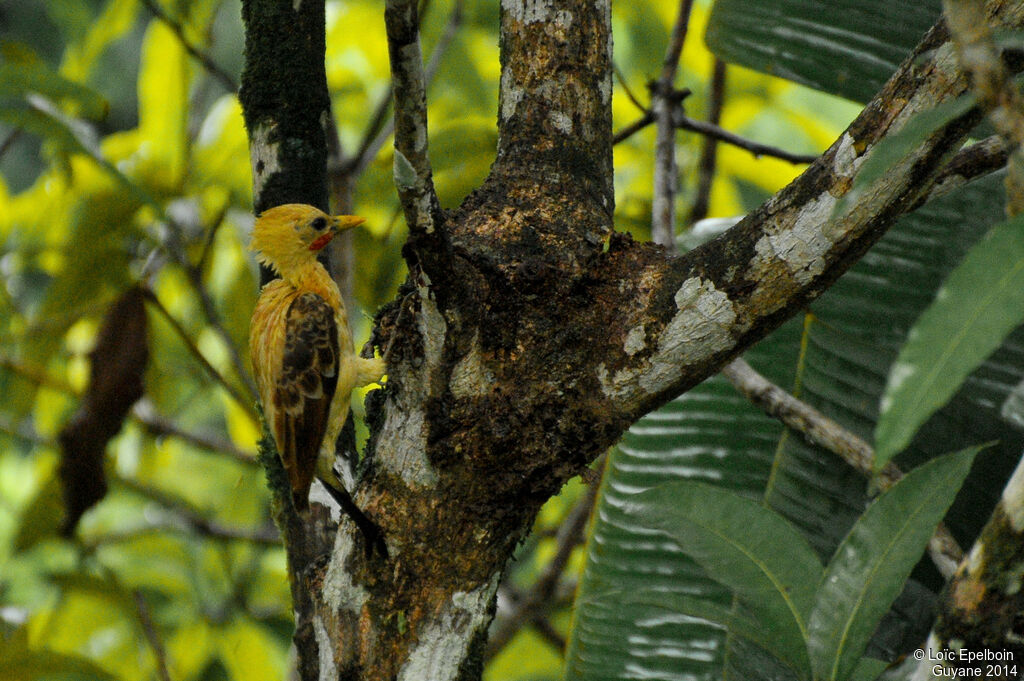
xmin=332 ymin=215 xmax=366 ymax=233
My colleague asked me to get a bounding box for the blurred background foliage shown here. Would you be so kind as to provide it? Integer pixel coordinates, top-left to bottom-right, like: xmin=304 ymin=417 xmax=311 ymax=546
xmin=0 ymin=0 xmax=910 ymax=680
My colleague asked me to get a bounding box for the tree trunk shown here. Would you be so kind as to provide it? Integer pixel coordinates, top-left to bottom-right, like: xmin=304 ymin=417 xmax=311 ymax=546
xmin=238 ymin=0 xmax=1024 ymax=679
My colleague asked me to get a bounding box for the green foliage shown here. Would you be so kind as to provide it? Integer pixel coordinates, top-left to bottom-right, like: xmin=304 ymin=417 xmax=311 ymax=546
xmin=626 ymin=482 xmax=822 ymax=673
xmin=806 ymin=448 xmax=978 ymax=681
xmin=875 ymin=212 xmax=1024 ymax=469
xmin=614 ymin=448 xmax=976 ymax=681
xmin=564 ymin=319 xmax=804 ymax=681
xmin=706 ymin=0 xmax=941 ymax=103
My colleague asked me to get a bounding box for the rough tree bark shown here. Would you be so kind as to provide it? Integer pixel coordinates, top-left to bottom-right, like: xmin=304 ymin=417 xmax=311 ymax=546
xmin=237 ymin=0 xmax=1024 ymax=679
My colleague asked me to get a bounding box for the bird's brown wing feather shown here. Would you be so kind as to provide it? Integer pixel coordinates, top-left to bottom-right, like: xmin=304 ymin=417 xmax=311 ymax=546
xmin=272 ymin=292 xmax=339 ymax=511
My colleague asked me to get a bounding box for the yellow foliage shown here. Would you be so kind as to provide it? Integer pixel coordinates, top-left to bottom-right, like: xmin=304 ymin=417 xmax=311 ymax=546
xmin=194 ymin=97 xmax=252 ymax=203
xmin=216 ymin=618 xmax=287 ymax=681
xmin=59 ymin=0 xmax=139 ymax=82
xmin=136 ymin=23 xmax=191 ymax=191
xmin=223 ymin=394 xmax=260 ymax=455
xmin=166 ymin=622 xmax=215 ymax=681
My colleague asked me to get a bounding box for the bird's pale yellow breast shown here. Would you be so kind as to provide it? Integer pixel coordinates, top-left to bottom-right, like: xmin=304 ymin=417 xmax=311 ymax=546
xmin=249 ymin=265 xmax=350 ymax=409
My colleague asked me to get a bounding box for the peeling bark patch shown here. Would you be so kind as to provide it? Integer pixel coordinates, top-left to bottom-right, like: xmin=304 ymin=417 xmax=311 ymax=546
xmin=451 ymin=333 xmax=494 ymax=399
xmin=623 ymin=325 xmax=646 ymax=356
xmin=378 ymin=406 xmax=437 ymax=487
xmin=249 ymin=122 xmax=282 ymax=199
xmin=397 ymin=575 xmax=500 ymax=681
xmin=597 ymin=277 xmax=736 ymax=402
xmin=313 ymin=616 xmax=337 ymax=680
xmin=640 ymin=278 xmax=736 ymax=392
xmin=753 ymin=193 xmax=838 ymax=286
xmin=503 ymin=0 xmax=555 ymax=24
xmin=394 ymin=149 xmax=418 ymax=190
xmin=419 ymin=286 xmax=447 ymax=373
xmin=833 ymin=133 xmax=865 ymax=179
xmin=324 ymin=536 xmax=369 ymax=613
xmin=549 ymin=110 xmax=573 ymax=134
xmin=499 ymin=70 xmax=525 ymax=123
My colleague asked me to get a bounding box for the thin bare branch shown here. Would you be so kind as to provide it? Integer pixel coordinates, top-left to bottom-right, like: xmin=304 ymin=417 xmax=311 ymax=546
xmin=0 ymin=351 xmax=256 ymax=464
xmin=157 ymin=212 xmax=259 ymax=403
xmin=0 ymin=353 xmax=78 ymax=395
xmin=613 ymin=111 xmax=655 ymax=145
xmin=688 ymin=58 xmax=727 ymax=225
xmin=721 ymin=357 xmax=964 ymax=578
xmin=195 ymin=203 xmax=229 ymax=275
xmin=187 ymin=264 xmax=258 ymax=400
xmin=142 ymin=287 xmax=255 ymax=417
xmin=133 ymin=590 xmax=173 ymax=681
xmin=651 ymin=0 xmax=696 ymax=246
xmin=613 ymin=61 xmax=649 ymax=114
xmin=675 ymin=114 xmax=819 ymax=164
xmin=612 ymin=108 xmax=819 ymax=166
xmin=116 ymin=476 xmax=280 ymax=545
xmin=140 ymin=0 xmax=237 ymax=92
xmin=385 ymin=0 xmax=440 ymax=234
xmin=132 ymin=400 xmax=256 ymax=464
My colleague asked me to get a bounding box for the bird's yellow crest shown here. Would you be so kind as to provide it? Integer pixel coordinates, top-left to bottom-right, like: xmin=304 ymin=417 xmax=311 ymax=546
xmin=250 ymin=204 xmax=366 ymax=280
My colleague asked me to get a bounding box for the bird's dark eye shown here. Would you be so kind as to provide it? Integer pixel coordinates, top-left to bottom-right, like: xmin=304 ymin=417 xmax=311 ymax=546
xmin=311 ymin=216 xmax=328 ymax=231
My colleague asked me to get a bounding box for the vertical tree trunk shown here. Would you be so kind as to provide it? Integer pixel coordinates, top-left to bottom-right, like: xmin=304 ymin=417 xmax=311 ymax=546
xmin=238 ymin=3 xmax=339 ymax=680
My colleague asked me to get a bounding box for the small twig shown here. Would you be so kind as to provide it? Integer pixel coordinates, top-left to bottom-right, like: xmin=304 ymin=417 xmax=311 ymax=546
xmin=928 ymin=134 xmax=1009 ymax=200
xmin=675 ymin=114 xmax=819 ymax=164
xmin=133 ymin=589 xmax=173 ymax=681
xmin=612 ymin=111 xmax=655 ymax=145
xmin=195 ymin=202 xmax=229 ymax=276
xmin=186 ymin=263 xmax=259 ymax=402
xmin=25 ymin=98 xmax=159 ymax=211
xmin=612 ymin=108 xmax=819 ymax=166
xmin=688 ymin=59 xmax=727 ymax=225
xmin=721 ymin=357 xmax=964 ymax=578
xmin=0 ymin=128 xmax=22 ymax=161
xmin=158 ymin=213 xmax=259 ymax=404
xmin=613 ymin=61 xmax=648 ymax=113
xmin=116 ymin=476 xmax=280 ymax=545
xmin=529 ymin=615 xmax=567 ymax=653
xmin=0 ymin=353 xmax=78 ymax=395
xmin=658 ymin=0 xmax=695 ymax=88
xmin=139 ymin=0 xmax=237 ymax=92
xmin=651 ymin=0 xmax=696 ymax=246
xmin=0 ymin=351 xmax=255 ymax=463
xmin=141 ymin=287 xmax=255 ymax=417
xmin=132 ymin=400 xmax=256 ymax=464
